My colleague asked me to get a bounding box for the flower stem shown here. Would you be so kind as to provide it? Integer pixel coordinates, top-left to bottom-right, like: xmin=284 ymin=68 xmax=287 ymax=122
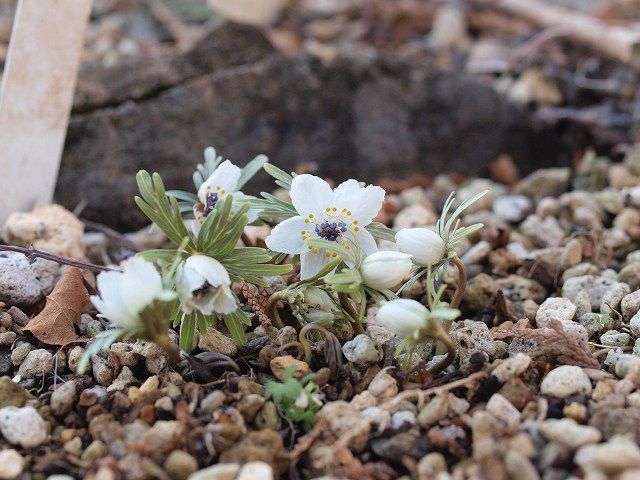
xmin=0 ymin=244 xmax=117 ymax=272
xmin=266 ymin=291 xmax=287 ymax=328
xmin=338 ymin=292 xmax=364 ymax=335
xmin=450 ymin=255 xmax=467 ymax=310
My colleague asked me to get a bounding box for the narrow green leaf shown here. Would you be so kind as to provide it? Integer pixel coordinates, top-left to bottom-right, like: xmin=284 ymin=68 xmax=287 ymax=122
xmin=263 ymin=163 xmax=294 ymax=189
xmin=237 ymin=154 xmax=268 ymax=190
xmin=179 ymin=313 xmax=196 ymax=353
xmin=366 ymin=222 xmax=396 ymax=242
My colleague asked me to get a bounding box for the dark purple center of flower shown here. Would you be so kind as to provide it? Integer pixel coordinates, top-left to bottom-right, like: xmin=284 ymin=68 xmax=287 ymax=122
xmin=193 ymin=281 xmax=212 ymax=297
xmin=315 ymin=220 xmax=347 ymax=241
xmin=203 ymin=192 xmax=219 ymax=217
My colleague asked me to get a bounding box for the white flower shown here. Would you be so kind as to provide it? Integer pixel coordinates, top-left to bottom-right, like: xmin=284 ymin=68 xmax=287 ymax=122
xmin=375 ymin=299 xmax=429 ymax=337
xmin=91 ymin=258 xmax=175 ymax=331
xmin=360 ymin=251 xmax=413 ymax=290
xmin=197 ymin=159 xmax=259 ymax=223
xmin=176 ymin=255 xmax=236 ymax=315
xmin=265 ymin=174 xmax=385 ymax=279
xmin=395 ymin=228 xmax=446 ymax=267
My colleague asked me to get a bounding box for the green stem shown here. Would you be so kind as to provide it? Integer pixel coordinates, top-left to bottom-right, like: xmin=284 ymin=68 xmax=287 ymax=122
xmin=266 ymin=291 xmax=287 ymax=328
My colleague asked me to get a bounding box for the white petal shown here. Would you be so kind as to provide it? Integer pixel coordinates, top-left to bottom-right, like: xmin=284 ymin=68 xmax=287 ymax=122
xmin=91 ymin=294 xmax=134 ymax=329
xmin=265 ymin=216 xmax=310 ymax=255
xmin=185 ymin=255 xmax=230 ymax=287
xmin=232 ymin=191 xmax=260 ymax=223
xmin=197 ymin=160 xmax=242 ymax=203
xmin=300 ymin=250 xmax=331 ymax=280
xmin=93 ymin=271 xmax=136 ymax=328
xmin=212 ymin=285 xmax=237 ymax=314
xmin=333 ymin=179 xmax=361 ymax=210
xmin=355 ymin=228 xmax=378 ymax=257
xmin=290 ymin=174 xmax=333 ymax=217
xmin=353 ymin=185 xmax=385 ymax=225
xmin=119 ymin=258 xmax=163 ymax=316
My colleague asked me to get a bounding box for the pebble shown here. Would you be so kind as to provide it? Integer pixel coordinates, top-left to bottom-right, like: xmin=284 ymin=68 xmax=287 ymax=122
xmin=631 ymin=312 xmax=640 ymax=337
xmin=577 ymin=313 xmax=615 ymax=335
xmin=393 ymin=203 xmax=437 ymax=229
xmin=270 ymin=356 xmax=310 ymax=380
xmin=539 ymin=418 xmax=601 ymax=449
xmin=622 ymin=290 xmax=640 ymax=321
xmin=521 ymin=215 xmax=565 ymax=247
xmin=17 ymin=349 xmax=53 ymax=377
xmin=562 ymin=275 xmax=617 ymax=310
xmin=493 ymin=195 xmax=531 ymax=223
xmin=540 ymin=365 xmax=592 ymax=398
xmin=2 ymin=204 xmax=86 ymax=259
xmin=391 ymin=410 xmax=416 ymax=430
xmin=50 ymin=380 xmax=76 ymax=416
xmin=366 ymin=325 xmax=396 ymax=347
xmin=460 ymin=240 xmax=491 ymax=264
xmin=492 ymin=353 xmax=532 ymax=382
xmin=0 ymin=331 xmax=15 ymax=347
xmin=600 ymin=282 xmax=631 ymax=316
xmin=237 ymin=461 xmax=274 ymax=480
xmin=575 ymin=436 xmax=640 ymax=474
xmin=450 ymin=320 xmax=496 ymax=366
xmin=0 ymin=376 xmax=28 ymax=409
xmin=188 ymin=463 xmax=240 ymax=480
xmin=0 ymin=406 xmax=48 ymax=448
xmin=0 ymin=449 xmax=24 ymax=480
xmin=198 ymin=326 xmax=238 ymax=356
xmin=486 ymin=393 xmax=520 ymax=428
xmin=0 ymin=252 xmax=59 ymax=306
xmin=10 ymin=342 xmax=32 ymax=366
xmin=200 ymin=390 xmax=226 ymax=413
xmin=619 ymin=262 xmax=640 ymax=291
xmin=107 ymin=366 xmax=137 ymax=393
xmin=341 ymin=334 xmax=382 ymax=365
xmin=600 ymin=330 xmax=632 ymax=347
xmin=164 ymin=450 xmax=198 ymax=480
xmin=535 ymin=297 xmax=576 ymax=328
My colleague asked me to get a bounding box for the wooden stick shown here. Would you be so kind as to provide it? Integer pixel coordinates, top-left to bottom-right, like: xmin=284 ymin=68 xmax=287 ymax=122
xmin=0 ymin=0 xmax=93 ymax=223
xmin=486 ymin=0 xmax=640 ymax=67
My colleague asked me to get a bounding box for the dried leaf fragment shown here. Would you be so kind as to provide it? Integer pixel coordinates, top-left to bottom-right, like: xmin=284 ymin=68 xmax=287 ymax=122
xmin=23 ymin=267 xmax=89 ymax=345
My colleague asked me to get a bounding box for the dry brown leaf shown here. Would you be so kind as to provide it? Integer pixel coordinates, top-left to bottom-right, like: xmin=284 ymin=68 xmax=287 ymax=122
xmin=23 ymin=267 xmax=89 ymax=346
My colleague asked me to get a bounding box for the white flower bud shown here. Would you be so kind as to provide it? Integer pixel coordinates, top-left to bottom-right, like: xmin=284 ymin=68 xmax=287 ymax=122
xmin=176 ymin=255 xmax=236 ymax=315
xmin=375 ymin=299 xmax=429 ymax=337
xmin=395 ymin=228 xmax=446 ymax=266
xmin=361 ymin=251 xmax=413 ymax=290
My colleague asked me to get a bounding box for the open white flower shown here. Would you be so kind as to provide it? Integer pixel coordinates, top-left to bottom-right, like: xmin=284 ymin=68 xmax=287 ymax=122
xmin=197 ymin=159 xmax=259 ymax=223
xmin=396 ymin=228 xmax=446 ymax=267
xmin=360 ymin=251 xmax=413 ymax=290
xmin=265 ymin=174 xmax=385 ymax=279
xmin=176 ymin=255 xmax=236 ymax=315
xmin=91 ymin=258 xmax=175 ymax=331
xmin=375 ymin=299 xmax=429 ymax=337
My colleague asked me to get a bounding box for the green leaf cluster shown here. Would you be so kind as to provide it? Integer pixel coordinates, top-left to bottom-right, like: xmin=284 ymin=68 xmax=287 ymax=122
xmin=265 ymin=366 xmax=322 ymax=431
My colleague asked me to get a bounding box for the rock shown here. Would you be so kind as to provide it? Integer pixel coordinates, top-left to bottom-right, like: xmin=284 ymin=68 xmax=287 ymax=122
xmin=521 ymin=214 xmax=565 ymax=247
xmin=198 ymin=326 xmax=238 ymax=357
xmin=577 ymin=313 xmax=615 ymax=335
xmin=560 ymin=238 xmax=583 ymax=269
xmin=493 ymin=195 xmax=531 ymax=223
xmin=0 ymin=406 xmax=47 ymax=448
xmin=428 ymin=4 xmax=470 ymax=50
xmin=600 ymin=282 xmax=631 ymax=315
xmin=50 ymin=380 xmax=76 ymax=416
xmin=540 ymin=365 xmax=592 ymax=398
xmin=368 ymin=368 xmax=398 ymax=399
xmin=393 ymin=203 xmax=437 ymax=229
xmin=17 ymin=349 xmax=53 ymax=377
xmin=495 ymin=275 xmax=546 ymax=304
xmin=2 ymin=205 xmax=85 ymax=258
xmin=0 ymin=449 xmax=24 ymax=480
xmin=492 ymin=353 xmax=532 ymax=383
xmin=0 ymin=332 xmax=15 ymax=347
xmin=0 ymin=376 xmax=29 ymax=409
xmin=515 ymin=167 xmax=571 ymax=201
xmin=619 ymin=262 xmax=640 ymax=291
xmin=270 ymin=356 xmax=310 ymax=380
xmin=460 ymin=240 xmax=491 ymax=264
xmin=539 ymin=418 xmax=601 ymax=449
xmin=622 ymin=290 xmax=640 ymax=321
xmin=463 ymin=273 xmax=496 ymax=311
xmin=366 ymin=325 xmax=396 ymax=347
xmin=341 ymin=334 xmax=382 ymax=365
xmin=600 ymin=330 xmax=632 ymax=347
xmin=575 ymin=436 xmax=640 ymax=474
xmin=632 ymin=312 xmax=640 ymax=337
xmin=200 ymin=390 xmax=226 ymax=413
xmin=81 ymin=440 xmax=107 ymax=462
xmin=164 ymin=450 xmax=199 ymax=480
xmin=0 ymin=252 xmax=59 ymax=306
xmin=107 ymin=366 xmax=137 ymax=393
xmin=562 ymin=275 xmax=618 ymax=310
xmin=237 ymin=461 xmax=274 ymax=480
xmin=188 ymin=463 xmax=240 ymax=480
xmin=535 ymin=297 xmax=576 ymax=328
xmin=276 ymin=326 xmax=297 ymax=347
xmin=450 ymin=320 xmax=496 ymax=366
xmin=486 ymin=393 xmax=520 ymax=428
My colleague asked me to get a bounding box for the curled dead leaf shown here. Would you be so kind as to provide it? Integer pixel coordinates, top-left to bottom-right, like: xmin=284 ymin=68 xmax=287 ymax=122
xmin=23 ymin=267 xmax=89 ymax=346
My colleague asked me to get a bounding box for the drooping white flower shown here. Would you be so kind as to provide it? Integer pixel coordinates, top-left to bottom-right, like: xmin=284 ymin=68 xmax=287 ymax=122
xmin=375 ymin=299 xmax=429 ymax=337
xmin=361 ymin=251 xmax=413 ymax=290
xmin=197 ymin=159 xmax=259 ymax=223
xmin=395 ymin=228 xmax=446 ymax=267
xmin=265 ymin=174 xmax=385 ymax=279
xmin=91 ymin=258 xmax=175 ymax=331
xmin=176 ymin=255 xmax=236 ymax=315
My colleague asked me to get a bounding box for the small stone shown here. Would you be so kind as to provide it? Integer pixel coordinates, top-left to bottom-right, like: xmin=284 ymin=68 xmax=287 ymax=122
xmin=535 ymin=297 xmax=576 ymax=328
xmin=107 ymin=366 xmax=137 ymax=393
xmin=463 ymin=273 xmax=496 ymax=311
xmin=486 ymin=393 xmax=520 ymax=428
xmin=270 ymin=356 xmax=310 ymax=380
xmin=0 ymin=449 xmax=24 ymax=479
xmin=393 ymin=203 xmax=437 ymax=229
xmin=563 ymin=402 xmax=587 ymax=423
xmin=341 ymin=334 xmax=382 ymax=365
xmin=601 ymin=282 xmax=631 ymax=316
xmin=562 ymin=275 xmax=618 ymax=310
xmin=0 ymin=253 xmax=59 ymax=306
xmin=540 ymin=418 xmax=601 ymax=449
xmin=81 ymin=440 xmax=107 ymax=462
xmin=450 ymin=320 xmax=496 ymax=366
xmin=521 ymin=215 xmax=565 ymax=247
xmin=366 ymin=325 xmax=396 ymax=347
xmin=367 ymin=368 xmax=398 ymax=399
xmin=67 ymin=346 xmax=85 ymax=373
xmin=619 ymin=262 xmax=640 ymax=291
xmin=360 ymin=406 xmax=391 ymax=429
xmin=51 ymin=380 xmax=76 ymax=416
xmin=0 ymin=406 xmax=48 ymax=448
xmin=575 ymin=436 xmax=640 ymax=473
xmin=276 ymin=326 xmax=297 ymax=347
xmin=577 ymin=313 xmax=615 ymax=335
xmin=604 ymin=347 xmax=624 ymax=371
xmin=631 ymin=312 xmax=640 ymax=337
xmin=164 ymin=450 xmax=198 ymax=480
xmin=540 ymin=365 xmax=592 ymax=398
xmin=492 ymin=353 xmax=531 ymax=383
xmin=201 ymin=390 xmax=226 ymax=413
xmin=0 ymin=332 xmax=15 ymax=347
xmin=493 ymin=195 xmax=532 ymax=223
xmin=622 ymin=290 xmax=640 ymax=321
xmin=600 ymin=330 xmax=632 ymax=347
xmin=17 ymin=349 xmax=52 ymax=377
xmin=237 ymin=461 xmax=274 ymax=480
xmin=110 ymin=342 xmax=140 ymax=366
xmin=391 ymin=410 xmax=416 ymax=430
xmin=461 ymin=240 xmax=491 ymax=264
xmin=91 ymin=355 xmax=115 ymax=386
xmin=0 ymin=376 xmax=29 ymax=408
xmin=10 ymin=342 xmax=32 ymax=366
xmin=140 ymin=375 xmax=160 ymax=394
xmin=560 ymin=238 xmax=583 ymax=269
xmin=188 ymin=463 xmax=240 ymax=480
xmin=198 ymin=326 xmax=238 ymax=356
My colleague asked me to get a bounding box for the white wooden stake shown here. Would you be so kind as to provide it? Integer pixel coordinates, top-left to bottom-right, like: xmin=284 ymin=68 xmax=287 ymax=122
xmin=0 ymin=0 xmax=92 ymax=223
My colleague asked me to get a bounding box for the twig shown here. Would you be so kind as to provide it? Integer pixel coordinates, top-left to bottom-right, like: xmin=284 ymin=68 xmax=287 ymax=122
xmin=81 ymin=218 xmax=143 ymax=252
xmin=0 ymin=244 xmax=117 ymax=272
